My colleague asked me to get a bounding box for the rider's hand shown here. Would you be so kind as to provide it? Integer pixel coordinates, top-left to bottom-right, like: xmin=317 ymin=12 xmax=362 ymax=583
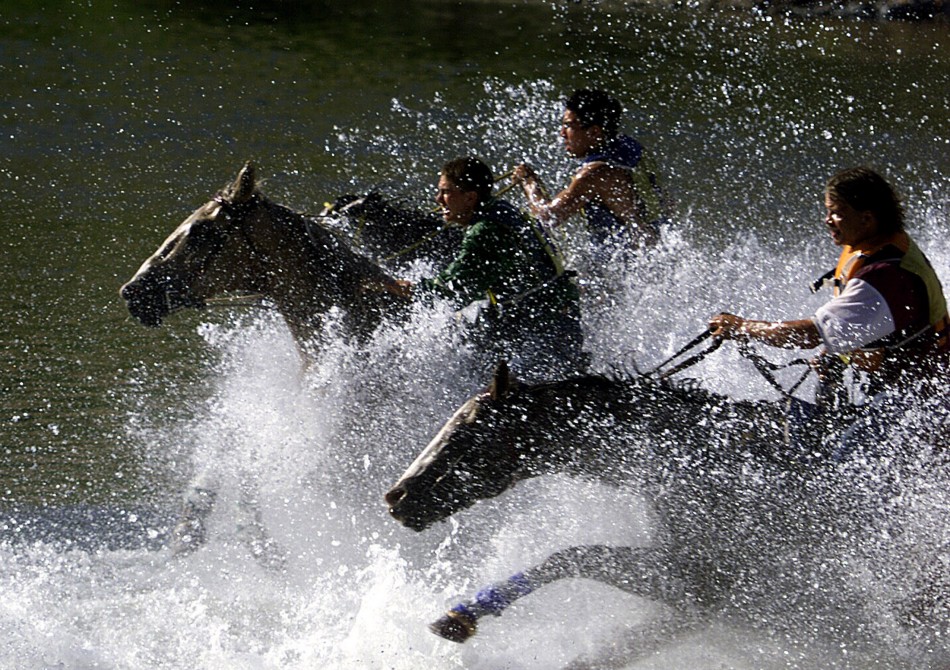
xmin=512 ymin=163 xmax=536 ymax=184
xmin=708 ymin=312 xmax=745 ymax=340
xmin=389 ymin=279 xmax=413 ymax=299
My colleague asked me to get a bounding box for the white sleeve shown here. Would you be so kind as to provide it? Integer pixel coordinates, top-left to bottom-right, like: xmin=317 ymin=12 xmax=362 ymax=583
xmin=812 ymin=278 xmax=895 ymax=353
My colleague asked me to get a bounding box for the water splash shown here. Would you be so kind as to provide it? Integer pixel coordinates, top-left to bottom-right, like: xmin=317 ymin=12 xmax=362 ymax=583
xmin=4 ymin=202 xmax=947 ymax=668
xmin=4 ymin=65 xmax=949 ymax=668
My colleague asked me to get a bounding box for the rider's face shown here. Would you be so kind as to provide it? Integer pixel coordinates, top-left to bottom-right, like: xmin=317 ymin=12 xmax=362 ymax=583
xmin=824 ymin=194 xmax=878 ymax=248
xmin=436 ymin=175 xmax=478 ymax=226
xmin=560 ymin=109 xmax=604 ymax=158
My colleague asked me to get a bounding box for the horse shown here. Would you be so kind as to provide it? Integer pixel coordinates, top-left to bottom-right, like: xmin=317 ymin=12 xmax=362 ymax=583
xmin=120 ymin=161 xmax=409 ymax=355
xmin=385 ymin=362 xmax=948 ymax=665
xmin=119 ymin=163 xmax=587 ymax=558
xmin=386 ymin=360 xmax=795 ymax=533
xmin=321 ymin=192 xmax=464 ymax=268
xmin=120 ymin=162 xmax=418 ymax=560
xmin=120 ymin=162 xmax=581 ymax=372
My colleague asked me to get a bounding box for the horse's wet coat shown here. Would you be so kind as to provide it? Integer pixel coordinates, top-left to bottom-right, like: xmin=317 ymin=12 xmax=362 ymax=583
xmin=120 ymin=162 xmax=406 ymax=350
xmin=385 ymin=361 xmax=792 ymax=533
xmin=323 ymin=192 xmax=464 ymax=267
xmin=386 ymin=362 xmax=948 ymax=654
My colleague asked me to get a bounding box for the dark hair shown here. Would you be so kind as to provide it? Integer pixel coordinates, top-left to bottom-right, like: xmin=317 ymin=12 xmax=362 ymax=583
xmin=825 ymin=166 xmax=904 ymax=234
xmin=565 ymin=89 xmax=623 ymax=138
xmin=441 ymin=156 xmax=493 ymax=204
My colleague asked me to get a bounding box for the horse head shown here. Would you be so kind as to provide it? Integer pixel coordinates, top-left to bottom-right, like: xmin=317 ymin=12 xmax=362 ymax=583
xmin=330 ymin=191 xmax=385 ymax=217
xmin=121 ymin=162 xmax=405 ymax=350
xmin=385 ymin=361 xmax=534 ymax=531
xmin=120 ymin=162 xmax=270 ymax=327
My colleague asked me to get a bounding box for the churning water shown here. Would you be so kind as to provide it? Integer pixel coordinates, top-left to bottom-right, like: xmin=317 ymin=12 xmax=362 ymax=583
xmin=2 ymin=2 xmax=949 ymax=668
xmin=4 ymin=215 xmax=949 ymax=668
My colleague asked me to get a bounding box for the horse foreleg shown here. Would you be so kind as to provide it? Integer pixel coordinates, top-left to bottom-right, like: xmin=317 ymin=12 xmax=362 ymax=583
xmin=235 ymin=477 xmax=288 ymax=571
xmin=430 ymin=544 xmax=686 ymax=643
xmin=168 ymin=477 xmax=218 ymax=556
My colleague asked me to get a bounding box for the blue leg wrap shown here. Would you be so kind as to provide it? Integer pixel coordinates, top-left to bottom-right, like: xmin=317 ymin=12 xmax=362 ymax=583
xmin=473 ymin=572 xmax=535 ymax=617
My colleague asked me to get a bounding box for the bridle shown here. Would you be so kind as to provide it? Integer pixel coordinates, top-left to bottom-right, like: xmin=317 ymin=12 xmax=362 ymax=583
xmin=203 ymin=191 xmax=272 ymax=292
xmin=130 ymin=191 xmax=274 ymax=321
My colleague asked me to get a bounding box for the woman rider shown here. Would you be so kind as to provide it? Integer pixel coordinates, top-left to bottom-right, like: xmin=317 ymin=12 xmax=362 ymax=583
xmin=709 ymin=166 xmax=949 ymax=460
xmin=511 ymin=88 xmax=669 ymax=256
xmin=383 ymin=156 xmax=587 ymax=380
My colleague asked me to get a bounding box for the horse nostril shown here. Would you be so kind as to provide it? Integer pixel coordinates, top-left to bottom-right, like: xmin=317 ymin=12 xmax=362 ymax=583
xmin=384 ymin=486 xmax=406 ymax=508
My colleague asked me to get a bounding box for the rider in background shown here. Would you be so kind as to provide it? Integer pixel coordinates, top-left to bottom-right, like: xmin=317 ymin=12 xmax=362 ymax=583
xmin=383 ymin=156 xmax=586 ymax=380
xmin=709 ymin=166 xmax=949 ymax=460
xmin=511 ymin=88 xmax=670 ymax=256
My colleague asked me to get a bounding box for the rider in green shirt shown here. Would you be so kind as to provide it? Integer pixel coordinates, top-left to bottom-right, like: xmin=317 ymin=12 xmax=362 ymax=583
xmin=385 ymin=156 xmax=586 ymax=379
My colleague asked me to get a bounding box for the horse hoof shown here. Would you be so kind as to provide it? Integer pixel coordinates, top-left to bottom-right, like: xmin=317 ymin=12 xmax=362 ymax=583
xmin=429 ymin=608 xmax=477 ymax=643
xmin=168 ymin=516 xmax=206 ymax=556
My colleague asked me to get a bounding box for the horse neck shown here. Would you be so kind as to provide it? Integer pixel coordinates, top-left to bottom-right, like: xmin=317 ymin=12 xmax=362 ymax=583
xmin=252 ymin=200 xmax=396 ymax=333
xmin=515 ymin=376 xmax=638 ymax=479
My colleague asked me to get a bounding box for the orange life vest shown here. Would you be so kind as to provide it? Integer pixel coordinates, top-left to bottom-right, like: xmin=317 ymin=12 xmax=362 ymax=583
xmin=828 ymin=231 xmax=950 ymax=373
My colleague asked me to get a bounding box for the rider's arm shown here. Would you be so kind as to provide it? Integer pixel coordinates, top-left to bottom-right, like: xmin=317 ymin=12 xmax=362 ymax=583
xmin=709 ymin=313 xmax=822 ymax=349
xmin=517 ymin=163 xmax=654 ymax=247
xmin=812 ymin=278 xmax=897 ymax=354
xmin=515 ymin=163 xmax=597 ymax=227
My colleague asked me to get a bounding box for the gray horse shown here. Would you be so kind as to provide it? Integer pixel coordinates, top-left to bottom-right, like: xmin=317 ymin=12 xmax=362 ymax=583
xmin=121 ymin=162 xmax=408 ymax=356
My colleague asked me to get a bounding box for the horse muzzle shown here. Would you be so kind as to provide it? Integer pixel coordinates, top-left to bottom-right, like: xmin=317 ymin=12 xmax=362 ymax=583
xmin=120 ymin=277 xmax=205 ymax=327
xmin=385 ymin=486 xmax=423 ymax=531
xmin=384 ymin=482 xmax=447 ymax=532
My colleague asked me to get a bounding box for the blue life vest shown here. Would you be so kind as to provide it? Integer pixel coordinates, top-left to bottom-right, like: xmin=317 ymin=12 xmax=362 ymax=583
xmin=582 ymin=134 xmax=667 ymax=246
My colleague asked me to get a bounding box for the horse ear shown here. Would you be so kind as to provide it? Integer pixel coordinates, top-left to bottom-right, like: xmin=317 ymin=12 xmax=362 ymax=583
xmin=233 ymin=161 xmax=257 ymax=203
xmin=489 ymin=360 xmax=512 ymax=400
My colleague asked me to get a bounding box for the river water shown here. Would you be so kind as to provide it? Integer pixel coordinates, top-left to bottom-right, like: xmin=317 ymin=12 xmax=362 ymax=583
xmin=1 ymin=1 xmax=948 ymax=668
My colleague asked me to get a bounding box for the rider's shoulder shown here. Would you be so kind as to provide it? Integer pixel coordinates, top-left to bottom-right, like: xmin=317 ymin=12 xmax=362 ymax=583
xmin=482 ymin=198 xmax=527 ymax=225
xmin=574 ymin=160 xmax=631 ymax=184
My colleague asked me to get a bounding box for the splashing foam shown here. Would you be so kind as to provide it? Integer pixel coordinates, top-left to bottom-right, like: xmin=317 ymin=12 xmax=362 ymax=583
xmin=3 ymin=86 xmax=948 ymax=670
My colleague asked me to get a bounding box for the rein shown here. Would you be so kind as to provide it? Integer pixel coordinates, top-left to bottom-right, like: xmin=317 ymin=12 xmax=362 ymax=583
xmin=206 ymin=192 xmax=276 ymax=303
xmin=735 ymin=340 xmax=813 ymax=399
xmin=203 ymin=294 xmax=270 ymax=309
xmin=645 ymin=330 xmax=813 ymax=399
xmin=646 ymin=330 xmax=723 ymax=380
xmin=212 ymin=193 xmax=267 ymax=264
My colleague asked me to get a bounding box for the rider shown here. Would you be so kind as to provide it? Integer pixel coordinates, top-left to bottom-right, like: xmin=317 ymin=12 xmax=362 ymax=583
xmin=709 ymin=166 xmax=949 ymax=459
xmin=383 ymin=156 xmax=586 ymax=379
xmin=511 ymin=88 xmax=670 ymax=256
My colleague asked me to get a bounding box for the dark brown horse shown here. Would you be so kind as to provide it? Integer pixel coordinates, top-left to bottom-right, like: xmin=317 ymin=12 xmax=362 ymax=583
xmin=385 ymin=361 xmax=792 ymax=532
xmin=385 ymin=362 xmax=947 ymax=666
xmin=120 ymin=162 xmax=408 ymax=352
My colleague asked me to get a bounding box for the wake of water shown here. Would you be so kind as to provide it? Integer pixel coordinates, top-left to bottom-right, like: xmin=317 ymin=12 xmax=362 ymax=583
xmin=3 ymin=204 xmax=948 ymax=669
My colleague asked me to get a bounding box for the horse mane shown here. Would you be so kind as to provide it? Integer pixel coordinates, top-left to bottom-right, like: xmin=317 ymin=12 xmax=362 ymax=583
xmin=512 ymin=369 xmax=724 ymax=406
xmin=221 ymin=169 xmax=397 ymax=285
